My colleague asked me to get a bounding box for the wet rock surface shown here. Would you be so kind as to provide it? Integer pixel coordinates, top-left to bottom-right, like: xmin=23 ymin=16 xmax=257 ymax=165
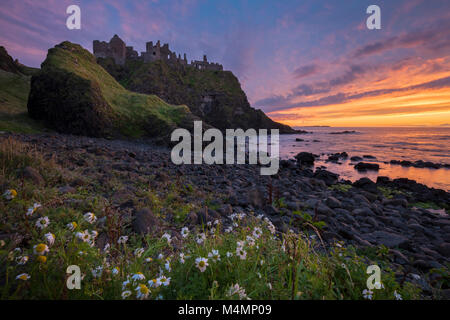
xmin=390 ymin=159 xmax=449 ymax=169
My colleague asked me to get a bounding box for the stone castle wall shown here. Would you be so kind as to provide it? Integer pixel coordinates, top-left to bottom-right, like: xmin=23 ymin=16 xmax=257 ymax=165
xmin=93 ymin=35 xmax=223 ymax=71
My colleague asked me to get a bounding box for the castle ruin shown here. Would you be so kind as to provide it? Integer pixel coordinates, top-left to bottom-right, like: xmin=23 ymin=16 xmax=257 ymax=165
xmin=93 ymin=35 xmax=223 ymax=71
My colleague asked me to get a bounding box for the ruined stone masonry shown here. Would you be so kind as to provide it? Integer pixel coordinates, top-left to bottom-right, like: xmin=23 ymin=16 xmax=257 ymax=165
xmin=93 ymin=35 xmax=223 ymax=71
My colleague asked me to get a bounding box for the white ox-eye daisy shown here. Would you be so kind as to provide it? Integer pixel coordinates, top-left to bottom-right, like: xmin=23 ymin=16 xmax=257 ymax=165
xmin=16 ymin=273 xmax=30 ymax=281
xmin=117 ymin=236 xmax=128 ymax=245
xmin=44 ymin=232 xmax=55 ymax=246
xmin=134 ymin=248 xmax=145 ymax=258
xmin=196 ymin=233 xmax=206 ymax=244
xmin=67 ymin=221 xmax=77 ymax=231
xmin=158 ymin=275 xmax=171 ymax=286
xmin=26 ymin=203 xmax=41 ymax=217
xmin=83 ymin=212 xmax=97 ymax=224
xmin=394 ymin=290 xmax=402 ymax=300
xmin=208 ymin=249 xmax=220 ymax=262
xmin=3 ymin=189 xmax=17 ymax=200
xmin=16 ymin=255 xmax=29 ymax=265
xmin=195 ymin=257 xmax=209 ymax=272
xmin=35 ymin=216 xmax=50 ymax=229
xmin=91 ymin=266 xmax=103 ymax=278
xmin=131 ymin=272 xmax=146 ymax=282
xmin=148 ymin=278 xmax=161 ymax=288
xmin=227 ymin=283 xmax=250 ymax=300
xmin=181 ymin=227 xmax=189 ymax=238
xmin=363 ymin=289 xmax=373 ymax=300
xmin=135 ymin=284 xmax=150 ymax=300
xmin=161 ymin=233 xmax=172 ymax=244
xmin=236 ymin=248 xmax=247 ymax=260
xmin=33 ymin=243 xmax=49 ymax=255
xmin=76 ymin=230 xmax=91 ymax=243
xmin=252 ymin=227 xmax=262 ymax=239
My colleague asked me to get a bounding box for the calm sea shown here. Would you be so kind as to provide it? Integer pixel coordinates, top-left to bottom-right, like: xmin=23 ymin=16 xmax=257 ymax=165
xmin=279 ymin=127 xmax=450 ymax=191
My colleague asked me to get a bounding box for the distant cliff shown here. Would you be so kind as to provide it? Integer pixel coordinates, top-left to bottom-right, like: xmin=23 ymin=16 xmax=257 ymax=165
xmin=97 ymin=57 xmax=297 ymax=133
xmin=0 ymin=46 xmax=39 ymax=76
xmin=0 ymin=46 xmax=44 ymax=133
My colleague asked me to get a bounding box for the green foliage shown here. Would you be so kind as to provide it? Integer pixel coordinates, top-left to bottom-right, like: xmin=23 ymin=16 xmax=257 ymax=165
xmin=377 ymin=186 xmax=405 ymax=199
xmin=428 ymin=265 xmax=450 ymax=297
xmin=0 ymin=70 xmax=44 ymax=133
xmin=292 ymin=210 xmax=326 ymax=230
xmin=273 ymin=197 xmax=287 ymax=209
xmin=0 ymin=202 xmax=421 ymax=300
xmin=97 ymin=58 xmax=295 ymax=133
xmin=411 ymin=202 xmax=441 ymax=210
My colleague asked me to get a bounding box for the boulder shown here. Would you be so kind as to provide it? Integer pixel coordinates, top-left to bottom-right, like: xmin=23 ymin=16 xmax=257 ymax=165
xmin=325 ymin=196 xmax=342 ymax=208
xmin=247 ymin=189 xmax=264 ymax=208
xmin=354 ymin=162 xmax=380 ymax=171
xmin=353 ymin=177 xmax=377 ymax=193
xmin=132 ymin=208 xmax=160 ymax=234
xmin=437 ymin=243 xmax=450 ymax=258
xmin=317 ymin=203 xmax=335 ymax=216
xmin=58 ymin=185 xmax=76 ymax=194
xmin=313 ymin=169 xmax=339 ymax=186
xmin=382 ymin=198 xmax=408 ymax=207
xmin=295 ymin=152 xmax=316 ymax=166
xmin=376 ymin=176 xmax=390 ymax=184
xmin=20 ymin=166 xmax=44 ymax=186
xmin=362 ymin=231 xmax=409 ymax=248
xmin=327 ymin=152 xmax=348 ymax=162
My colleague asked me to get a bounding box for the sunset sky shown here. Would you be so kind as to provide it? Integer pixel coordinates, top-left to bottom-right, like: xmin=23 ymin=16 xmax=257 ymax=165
xmin=1 ymin=0 xmax=449 ymax=127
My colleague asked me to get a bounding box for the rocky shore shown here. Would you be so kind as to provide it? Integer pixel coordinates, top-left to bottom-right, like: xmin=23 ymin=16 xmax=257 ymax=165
xmin=1 ymin=132 xmax=449 ymax=297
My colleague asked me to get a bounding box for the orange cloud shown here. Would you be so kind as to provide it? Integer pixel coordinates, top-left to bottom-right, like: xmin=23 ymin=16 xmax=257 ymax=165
xmin=269 ymin=86 xmax=450 ymax=127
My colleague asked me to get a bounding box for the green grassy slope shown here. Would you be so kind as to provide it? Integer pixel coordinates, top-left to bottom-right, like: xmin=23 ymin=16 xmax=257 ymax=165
xmin=0 ymin=69 xmax=44 ymax=133
xmin=28 ymin=42 xmax=196 ymax=138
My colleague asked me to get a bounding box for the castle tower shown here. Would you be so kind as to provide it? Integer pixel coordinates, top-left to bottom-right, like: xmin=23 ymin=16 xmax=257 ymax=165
xmin=203 ymin=54 xmax=207 ymax=62
xmin=109 ymin=34 xmax=126 ymax=65
xmin=146 ymin=41 xmax=153 ymax=53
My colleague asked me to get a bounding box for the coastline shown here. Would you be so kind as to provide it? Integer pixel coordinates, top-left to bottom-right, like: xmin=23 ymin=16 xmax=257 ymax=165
xmin=279 ymin=126 xmax=450 ymax=191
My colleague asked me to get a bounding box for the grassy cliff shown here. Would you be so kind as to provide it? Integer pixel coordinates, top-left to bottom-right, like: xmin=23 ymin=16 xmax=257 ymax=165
xmin=98 ymin=58 xmax=296 ymax=133
xmin=0 ymin=46 xmax=44 ymax=133
xmin=27 ymin=42 xmax=197 ymax=139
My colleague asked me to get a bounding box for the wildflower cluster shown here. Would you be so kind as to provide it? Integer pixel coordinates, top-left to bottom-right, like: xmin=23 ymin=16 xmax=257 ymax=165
xmin=1 ymin=189 xmax=420 ymax=300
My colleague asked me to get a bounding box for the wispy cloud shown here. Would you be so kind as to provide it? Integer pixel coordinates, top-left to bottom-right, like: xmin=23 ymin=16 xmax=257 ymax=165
xmin=292 ymin=64 xmax=320 ymax=79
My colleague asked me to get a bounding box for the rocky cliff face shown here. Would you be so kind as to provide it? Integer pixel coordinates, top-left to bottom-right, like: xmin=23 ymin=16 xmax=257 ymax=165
xmin=27 ymin=42 xmax=199 ymax=139
xmin=0 ymin=46 xmax=22 ymax=74
xmin=98 ymin=58 xmax=297 ymax=133
xmin=0 ymin=46 xmax=39 ymax=76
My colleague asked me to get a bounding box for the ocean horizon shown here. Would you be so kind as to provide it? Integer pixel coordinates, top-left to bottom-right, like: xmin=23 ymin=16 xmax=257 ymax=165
xmin=279 ymin=126 xmax=450 ymax=191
